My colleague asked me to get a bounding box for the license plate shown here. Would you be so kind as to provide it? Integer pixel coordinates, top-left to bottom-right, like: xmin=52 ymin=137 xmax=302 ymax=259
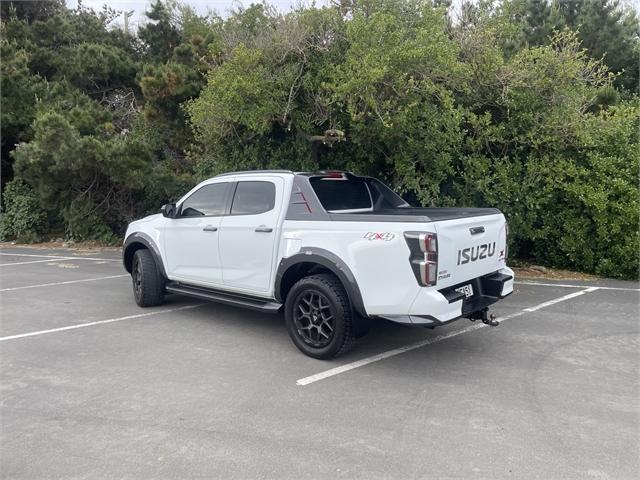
xmin=455 ymin=284 xmax=474 ymax=298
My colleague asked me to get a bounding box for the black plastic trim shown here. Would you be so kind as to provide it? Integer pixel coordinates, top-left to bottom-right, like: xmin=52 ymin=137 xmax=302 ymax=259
xmin=122 ymin=232 xmax=167 ymax=278
xmin=377 ymin=313 xmax=460 ymax=327
xmin=441 ymin=289 xmax=465 ymax=304
xmin=215 ymin=169 xmax=294 ymax=177
xmin=461 ymin=294 xmax=500 ymax=316
xmin=483 ymin=272 xmax=513 ymax=298
xmin=410 ymin=314 xmax=454 ymax=326
xmin=274 ymin=248 xmax=367 ymax=317
xmin=165 ymin=282 xmax=281 ymax=313
xmin=327 ymin=213 xmax=431 ymax=223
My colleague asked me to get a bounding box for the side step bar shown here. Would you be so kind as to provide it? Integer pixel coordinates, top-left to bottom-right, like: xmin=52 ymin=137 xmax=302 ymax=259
xmin=165 ymin=282 xmax=282 ymax=313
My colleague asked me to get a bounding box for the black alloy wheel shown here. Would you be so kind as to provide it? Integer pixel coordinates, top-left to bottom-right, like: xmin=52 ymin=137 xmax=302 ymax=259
xmin=284 ymin=273 xmax=355 ymax=359
xmin=294 ymin=290 xmax=336 ymax=348
xmin=133 ymin=257 xmax=143 ymax=300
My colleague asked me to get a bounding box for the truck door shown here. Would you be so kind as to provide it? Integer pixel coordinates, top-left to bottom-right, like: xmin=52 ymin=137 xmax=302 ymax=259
xmin=162 ymin=180 xmax=231 ymax=286
xmin=219 ymin=177 xmax=284 ymax=294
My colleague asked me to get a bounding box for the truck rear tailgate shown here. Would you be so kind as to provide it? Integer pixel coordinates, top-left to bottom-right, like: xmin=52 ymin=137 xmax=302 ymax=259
xmin=433 ymin=213 xmax=508 ymax=289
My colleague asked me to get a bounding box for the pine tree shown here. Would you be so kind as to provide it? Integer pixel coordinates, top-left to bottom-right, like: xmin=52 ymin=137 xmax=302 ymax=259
xmin=138 ymin=0 xmax=181 ymax=63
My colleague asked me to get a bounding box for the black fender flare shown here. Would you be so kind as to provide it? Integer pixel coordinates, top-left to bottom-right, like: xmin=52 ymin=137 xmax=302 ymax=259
xmin=122 ymin=232 xmax=167 ymax=278
xmin=274 ymin=248 xmax=367 ymax=317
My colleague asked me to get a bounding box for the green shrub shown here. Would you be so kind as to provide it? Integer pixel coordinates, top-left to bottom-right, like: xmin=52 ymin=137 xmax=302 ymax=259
xmin=536 ymin=104 xmax=640 ymax=279
xmin=2 ymin=0 xmax=638 ymax=279
xmin=0 ymin=179 xmax=47 ymax=243
xmin=455 ymin=103 xmax=639 ymax=280
xmin=61 ymin=196 xmax=118 ymax=243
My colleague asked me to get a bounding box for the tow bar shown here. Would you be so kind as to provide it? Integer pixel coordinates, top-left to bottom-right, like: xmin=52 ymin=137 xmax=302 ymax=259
xmin=468 ymin=308 xmax=499 ymax=326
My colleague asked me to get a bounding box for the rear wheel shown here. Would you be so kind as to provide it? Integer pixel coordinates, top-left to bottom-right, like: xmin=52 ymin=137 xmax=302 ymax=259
xmin=285 ymin=274 xmax=355 ymax=359
xmin=132 ymin=249 xmax=165 ymax=307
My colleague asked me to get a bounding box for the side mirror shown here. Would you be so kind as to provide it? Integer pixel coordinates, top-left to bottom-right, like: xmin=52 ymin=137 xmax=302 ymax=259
xmin=161 ymin=203 xmax=177 ymax=218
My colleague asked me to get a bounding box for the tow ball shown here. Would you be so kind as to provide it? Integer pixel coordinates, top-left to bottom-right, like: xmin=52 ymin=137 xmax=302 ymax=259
xmin=467 ymin=308 xmax=499 ymax=327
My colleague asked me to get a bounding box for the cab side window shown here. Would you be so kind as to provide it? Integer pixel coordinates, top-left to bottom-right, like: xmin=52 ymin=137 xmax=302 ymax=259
xmin=230 ymin=181 xmax=276 ymax=215
xmin=180 ymin=183 xmax=229 ymax=217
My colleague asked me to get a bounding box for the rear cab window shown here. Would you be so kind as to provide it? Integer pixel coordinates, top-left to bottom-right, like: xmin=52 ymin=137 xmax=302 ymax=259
xmin=308 ymin=174 xmax=409 ymax=213
xmin=309 ymin=177 xmax=373 ymax=213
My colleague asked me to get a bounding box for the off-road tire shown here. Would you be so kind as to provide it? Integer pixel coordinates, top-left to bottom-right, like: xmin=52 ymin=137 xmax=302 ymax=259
xmin=285 ymin=273 xmax=355 ymax=359
xmin=132 ymin=249 xmax=165 ymax=307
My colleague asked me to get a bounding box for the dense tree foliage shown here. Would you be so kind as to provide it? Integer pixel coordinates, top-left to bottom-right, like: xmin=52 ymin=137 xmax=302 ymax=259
xmin=514 ymin=0 xmax=640 ymax=91
xmin=1 ymin=0 xmax=638 ymax=278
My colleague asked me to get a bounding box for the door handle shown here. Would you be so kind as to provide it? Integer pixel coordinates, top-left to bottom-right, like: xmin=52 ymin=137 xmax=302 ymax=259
xmin=202 ymin=225 xmax=218 ymax=232
xmin=255 ymin=226 xmax=273 ymax=233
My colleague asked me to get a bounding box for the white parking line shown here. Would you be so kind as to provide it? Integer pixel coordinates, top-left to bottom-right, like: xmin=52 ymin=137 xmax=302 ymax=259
xmin=522 ymin=286 xmax=599 ymax=310
xmin=515 ymin=280 xmax=639 ymax=292
xmin=0 ymin=304 xmax=204 ymax=342
xmin=0 ymin=252 xmax=120 ymax=262
xmin=0 ymin=259 xmax=67 ymax=266
xmin=296 ymin=287 xmax=599 ymax=386
xmin=0 ymin=274 xmax=129 ymax=292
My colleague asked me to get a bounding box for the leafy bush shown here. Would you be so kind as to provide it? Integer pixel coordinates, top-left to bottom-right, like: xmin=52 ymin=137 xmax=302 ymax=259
xmin=1 ymin=0 xmax=639 ymax=279
xmin=452 ymin=33 xmax=639 ymax=279
xmin=0 ymin=179 xmax=46 ymax=243
xmin=61 ymin=196 xmax=118 ymax=243
xmin=537 ymin=103 xmax=640 ymax=279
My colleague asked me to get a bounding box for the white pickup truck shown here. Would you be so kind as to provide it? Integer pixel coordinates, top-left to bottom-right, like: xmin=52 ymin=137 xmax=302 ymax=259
xmin=123 ymin=170 xmax=514 ymax=359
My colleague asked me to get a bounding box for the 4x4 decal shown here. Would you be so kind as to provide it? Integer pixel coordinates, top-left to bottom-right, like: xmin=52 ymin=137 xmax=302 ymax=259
xmin=363 ymin=232 xmax=396 ymax=241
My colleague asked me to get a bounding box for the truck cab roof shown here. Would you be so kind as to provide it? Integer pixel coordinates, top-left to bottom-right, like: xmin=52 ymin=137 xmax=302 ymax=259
xmin=214 ymin=169 xmax=356 ymax=179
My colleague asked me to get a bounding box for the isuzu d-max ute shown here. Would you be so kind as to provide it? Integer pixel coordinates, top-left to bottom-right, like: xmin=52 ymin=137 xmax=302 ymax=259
xmin=123 ymin=170 xmax=514 ymax=359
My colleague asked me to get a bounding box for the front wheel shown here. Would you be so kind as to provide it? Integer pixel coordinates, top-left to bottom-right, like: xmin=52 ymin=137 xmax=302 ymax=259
xmin=132 ymin=249 xmax=165 ymax=307
xmin=284 ymin=274 xmax=355 ymax=359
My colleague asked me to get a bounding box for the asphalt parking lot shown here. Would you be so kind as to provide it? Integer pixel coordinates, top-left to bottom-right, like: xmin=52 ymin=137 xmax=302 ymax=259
xmin=0 ymin=246 xmax=638 ymax=479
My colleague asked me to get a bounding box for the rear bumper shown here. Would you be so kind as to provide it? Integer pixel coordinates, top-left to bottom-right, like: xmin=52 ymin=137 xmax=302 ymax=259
xmin=379 ymin=267 xmax=514 ymax=326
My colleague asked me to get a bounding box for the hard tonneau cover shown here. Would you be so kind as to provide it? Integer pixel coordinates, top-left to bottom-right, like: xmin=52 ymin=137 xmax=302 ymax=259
xmin=323 ymin=207 xmax=500 ymax=223
xmin=351 ymin=207 xmax=501 ymax=222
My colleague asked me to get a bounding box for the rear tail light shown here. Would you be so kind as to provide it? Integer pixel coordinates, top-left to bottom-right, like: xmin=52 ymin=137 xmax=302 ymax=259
xmin=421 ymin=260 xmax=438 ymax=285
xmin=405 ymin=231 xmax=438 ymax=286
xmin=420 ymin=232 xmax=437 ymax=254
xmin=505 ymin=221 xmax=509 ymax=260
